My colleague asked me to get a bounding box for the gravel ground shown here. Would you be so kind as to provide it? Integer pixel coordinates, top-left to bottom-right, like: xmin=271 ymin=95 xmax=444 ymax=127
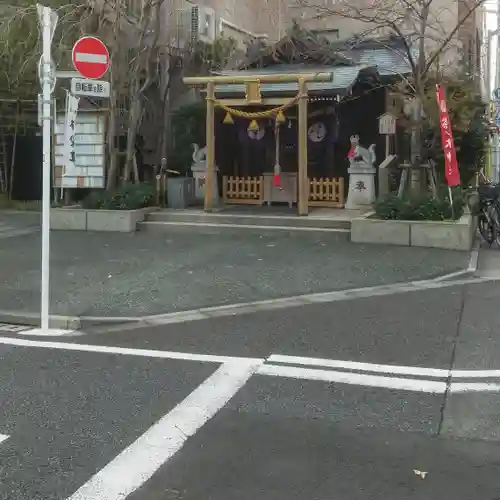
xmin=0 ymin=229 xmax=469 ymax=317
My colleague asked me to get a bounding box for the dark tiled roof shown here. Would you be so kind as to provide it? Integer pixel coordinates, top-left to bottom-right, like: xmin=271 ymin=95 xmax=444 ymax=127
xmin=212 ymin=27 xmax=413 ymax=96
xmin=214 ymin=64 xmax=379 ymax=96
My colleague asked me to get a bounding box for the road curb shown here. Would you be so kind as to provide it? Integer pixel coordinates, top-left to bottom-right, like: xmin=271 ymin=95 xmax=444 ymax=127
xmin=0 ymin=311 xmax=139 ymax=330
xmin=0 ymin=268 xmax=488 ymax=331
xmin=467 ymin=239 xmax=480 ymax=273
xmin=433 ymin=240 xmax=480 ymax=282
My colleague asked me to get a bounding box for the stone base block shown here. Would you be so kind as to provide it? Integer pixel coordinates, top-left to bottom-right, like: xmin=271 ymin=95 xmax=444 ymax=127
xmin=351 ymin=214 xmax=477 ymax=251
xmin=50 ymin=208 xmax=87 ymax=230
xmin=411 ymin=215 xmax=477 ymax=251
xmin=51 ymin=207 xmax=157 ymax=232
xmin=350 ymin=218 xmax=410 ymax=246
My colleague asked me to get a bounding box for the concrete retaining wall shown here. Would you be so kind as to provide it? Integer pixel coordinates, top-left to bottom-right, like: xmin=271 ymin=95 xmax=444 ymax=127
xmin=351 ymin=214 xmax=477 ymax=251
xmin=51 ymin=207 xmax=157 ymax=232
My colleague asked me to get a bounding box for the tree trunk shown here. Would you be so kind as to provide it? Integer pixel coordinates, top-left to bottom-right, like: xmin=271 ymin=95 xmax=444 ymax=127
xmin=410 ymin=95 xmax=423 ymax=191
xmin=123 ymin=91 xmax=141 ymax=183
xmin=158 ymin=66 xmax=173 ymax=167
xmin=106 ymin=96 xmax=118 ymax=190
xmin=106 ymin=0 xmax=121 ymax=190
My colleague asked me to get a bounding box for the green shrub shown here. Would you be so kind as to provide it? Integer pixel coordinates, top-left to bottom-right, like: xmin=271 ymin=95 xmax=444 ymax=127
xmin=373 ymin=189 xmax=464 ymax=221
xmin=81 ymin=191 xmax=107 ymax=209
xmin=81 ymin=183 xmax=155 ymax=210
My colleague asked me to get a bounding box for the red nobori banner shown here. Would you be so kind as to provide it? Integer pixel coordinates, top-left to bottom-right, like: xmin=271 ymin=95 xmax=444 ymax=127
xmin=435 ymin=84 xmax=460 ymax=187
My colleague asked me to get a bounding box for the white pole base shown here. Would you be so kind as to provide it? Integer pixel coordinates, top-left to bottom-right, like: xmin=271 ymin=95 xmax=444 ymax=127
xmin=18 ymin=328 xmax=76 ymax=337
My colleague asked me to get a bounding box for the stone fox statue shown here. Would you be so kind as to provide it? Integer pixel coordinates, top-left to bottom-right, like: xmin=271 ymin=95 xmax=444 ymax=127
xmin=348 ymin=135 xmax=376 ymax=167
xmin=192 ymin=143 xmax=207 ymax=164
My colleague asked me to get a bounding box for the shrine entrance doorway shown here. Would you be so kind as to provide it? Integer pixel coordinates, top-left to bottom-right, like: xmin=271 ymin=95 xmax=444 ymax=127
xmin=183 ymin=73 xmax=345 ymax=216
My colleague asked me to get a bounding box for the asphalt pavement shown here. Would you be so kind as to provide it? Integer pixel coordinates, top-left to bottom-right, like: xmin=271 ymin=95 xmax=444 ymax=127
xmin=0 ymin=273 xmax=499 ymax=499
xmin=0 ymin=345 xmax=216 ymax=500
xmin=128 ymin=404 xmax=500 ymax=500
xmin=0 ymin=229 xmax=469 ymax=318
xmin=0 ymin=212 xmax=39 ymax=239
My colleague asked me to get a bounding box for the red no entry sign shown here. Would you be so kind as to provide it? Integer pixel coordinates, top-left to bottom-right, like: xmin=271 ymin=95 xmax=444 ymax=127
xmin=72 ymin=36 xmax=109 ymax=80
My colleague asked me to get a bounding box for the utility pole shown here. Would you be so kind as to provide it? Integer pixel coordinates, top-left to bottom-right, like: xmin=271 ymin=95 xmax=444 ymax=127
xmin=278 ymin=0 xmax=282 ymax=39
xmin=37 ymin=4 xmax=57 ymax=332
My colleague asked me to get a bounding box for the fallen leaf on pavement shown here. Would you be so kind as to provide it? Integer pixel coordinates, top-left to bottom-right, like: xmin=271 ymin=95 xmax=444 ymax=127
xmin=413 ymin=469 xmax=428 ymax=479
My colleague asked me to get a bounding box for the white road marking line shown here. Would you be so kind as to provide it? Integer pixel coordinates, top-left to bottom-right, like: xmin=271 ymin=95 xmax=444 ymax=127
xmin=1 ymin=335 xmax=500 ymax=394
xmin=268 ymin=354 xmax=450 ymax=378
xmin=257 ymin=364 xmax=448 ymax=393
xmin=259 ymin=364 xmax=500 ymax=393
xmin=74 ymin=52 xmax=108 ymax=64
xmin=268 ymin=355 xmax=500 ymax=381
xmin=0 ymin=335 xmax=499 ymax=387
xmin=0 ymin=336 xmax=263 ymax=364
xmin=452 ymin=369 xmax=500 ymax=378
xmin=451 ymin=382 xmax=500 ymax=393
xmin=0 ymin=434 xmax=9 ymax=444
xmin=66 ymin=361 xmax=260 ymax=500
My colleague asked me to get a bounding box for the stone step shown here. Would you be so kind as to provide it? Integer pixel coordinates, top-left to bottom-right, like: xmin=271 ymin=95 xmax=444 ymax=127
xmin=145 ymin=210 xmax=351 ymax=230
xmin=137 ymin=219 xmax=351 ymax=235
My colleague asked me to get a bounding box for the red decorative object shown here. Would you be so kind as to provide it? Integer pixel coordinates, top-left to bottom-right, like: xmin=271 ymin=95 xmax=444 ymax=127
xmin=273 ymin=174 xmax=281 ymax=186
xmin=435 ymin=84 xmax=460 ymax=187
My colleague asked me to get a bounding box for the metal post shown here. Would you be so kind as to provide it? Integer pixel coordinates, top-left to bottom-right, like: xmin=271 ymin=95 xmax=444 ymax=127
xmin=41 ymin=6 xmax=52 ymax=330
xmin=297 ymin=78 xmax=308 ymax=215
xmin=205 ymin=82 xmax=215 ymax=212
xmin=497 ymin=0 xmax=500 ymax=92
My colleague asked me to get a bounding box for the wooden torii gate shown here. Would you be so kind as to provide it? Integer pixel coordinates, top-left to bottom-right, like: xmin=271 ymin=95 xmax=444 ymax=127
xmin=182 ymin=72 xmax=332 ymax=215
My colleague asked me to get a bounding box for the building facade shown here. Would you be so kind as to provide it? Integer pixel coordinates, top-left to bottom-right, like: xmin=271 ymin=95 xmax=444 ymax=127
xmin=283 ymin=0 xmax=485 ymax=85
xmin=163 ymin=0 xmax=288 ymax=50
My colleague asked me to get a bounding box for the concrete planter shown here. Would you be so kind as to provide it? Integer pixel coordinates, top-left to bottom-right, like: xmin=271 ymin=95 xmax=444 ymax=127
xmin=51 ymin=207 xmax=157 ymax=232
xmin=351 ymin=213 xmax=477 ymax=251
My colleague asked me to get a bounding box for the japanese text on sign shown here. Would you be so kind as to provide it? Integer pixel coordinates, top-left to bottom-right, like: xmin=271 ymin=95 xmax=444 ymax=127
xmin=71 ymin=78 xmax=110 ymax=98
xmin=64 ymin=93 xmax=80 ymax=174
xmin=75 ymin=82 xmax=105 ymax=94
xmin=435 ymin=84 xmax=460 ymax=187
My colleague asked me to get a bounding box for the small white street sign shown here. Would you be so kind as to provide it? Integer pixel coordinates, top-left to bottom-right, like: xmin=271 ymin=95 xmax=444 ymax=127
xmin=37 ymin=57 xmax=56 ymax=93
xmin=71 ymin=78 xmax=110 ymax=98
xmin=63 ymin=92 xmax=80 ymax=174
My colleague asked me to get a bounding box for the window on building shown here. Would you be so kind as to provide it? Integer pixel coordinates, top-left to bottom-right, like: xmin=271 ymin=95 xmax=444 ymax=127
xmin=202 ymin=12 xmax=212 ymax=37
xmin=313 ymin=28 xmax=340 ymax=42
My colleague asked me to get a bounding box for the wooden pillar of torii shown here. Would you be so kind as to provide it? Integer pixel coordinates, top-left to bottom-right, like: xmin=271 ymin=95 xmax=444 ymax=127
xmin=183 ymin=73 xmax=332 ymax=215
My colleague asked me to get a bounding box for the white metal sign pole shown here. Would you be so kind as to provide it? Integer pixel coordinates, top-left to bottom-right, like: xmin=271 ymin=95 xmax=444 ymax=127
xmin=40 ymin=5 xmax=53 ymax=331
